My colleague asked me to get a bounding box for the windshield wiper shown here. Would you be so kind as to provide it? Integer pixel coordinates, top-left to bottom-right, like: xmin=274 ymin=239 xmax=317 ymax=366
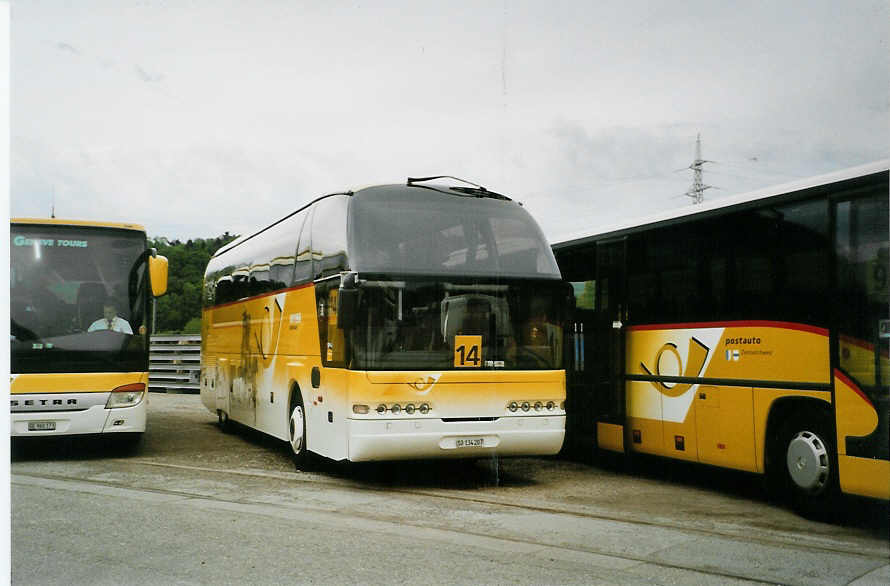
xmin=406 ymin=176 xmax=513 ymax=202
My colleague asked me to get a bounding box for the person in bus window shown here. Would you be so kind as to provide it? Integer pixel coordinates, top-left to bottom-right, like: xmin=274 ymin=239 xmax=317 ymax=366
xmin=88 ymin=300 xmax=133 ymax=334
xmin=522 ymin=297 xmax=562 ymax=367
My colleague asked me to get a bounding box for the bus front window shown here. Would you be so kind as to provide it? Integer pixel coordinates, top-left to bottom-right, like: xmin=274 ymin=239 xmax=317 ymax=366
xmin=349 ymin=279 xmax=564 ymax=371
xmin=10 ymin=226 xmax=149 ymax=374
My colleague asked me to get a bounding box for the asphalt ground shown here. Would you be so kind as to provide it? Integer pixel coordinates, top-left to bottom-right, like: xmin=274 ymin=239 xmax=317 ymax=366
xmin=10 ymin=392 xmax=890 ymax=585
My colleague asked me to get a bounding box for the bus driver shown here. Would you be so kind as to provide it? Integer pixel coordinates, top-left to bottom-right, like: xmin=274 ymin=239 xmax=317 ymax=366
xmin=88 ymin=300 xmax=133 ymax=334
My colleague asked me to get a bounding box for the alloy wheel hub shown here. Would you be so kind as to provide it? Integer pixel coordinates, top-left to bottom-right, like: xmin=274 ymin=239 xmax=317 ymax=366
xmin=786 ymin=430 xmax=829 ymax=492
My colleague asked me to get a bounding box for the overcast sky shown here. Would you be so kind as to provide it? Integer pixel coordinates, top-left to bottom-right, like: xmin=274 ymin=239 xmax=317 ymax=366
xmin=9 ymin=0 xmax=889 ymax=242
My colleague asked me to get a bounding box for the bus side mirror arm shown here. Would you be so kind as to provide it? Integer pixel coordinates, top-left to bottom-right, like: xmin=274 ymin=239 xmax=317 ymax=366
xmin=337 ymin=272 xmax=359 ymax=329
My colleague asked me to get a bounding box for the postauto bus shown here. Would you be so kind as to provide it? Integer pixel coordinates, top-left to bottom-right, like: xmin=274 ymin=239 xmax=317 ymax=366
xmin=553 ymin=160 xmax=889 ymax=516
xmin=200 ymin=177 xmax=570 ymax=467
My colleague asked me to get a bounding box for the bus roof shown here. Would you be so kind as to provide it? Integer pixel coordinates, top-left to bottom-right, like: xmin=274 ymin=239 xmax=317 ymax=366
xmin=213 ymin=191 xmax=349 ymax=257
xmin=214 ymin=179 xmax=519 ymax=258
xmin=552 ymin=159 xmax=889 ymax=250
xmin=11 ymin=217 xmax=147 ymax=232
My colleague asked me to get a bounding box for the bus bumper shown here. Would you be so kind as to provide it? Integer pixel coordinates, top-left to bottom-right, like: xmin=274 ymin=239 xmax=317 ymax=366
xmin=10 ymin=401 xmax=147 ymax=437
xmin=346 ymin=415 xmax=565 ymax=462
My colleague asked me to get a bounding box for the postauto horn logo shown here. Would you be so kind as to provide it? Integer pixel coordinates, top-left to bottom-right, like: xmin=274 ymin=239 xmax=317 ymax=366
xmin=640 ymin=338 xmax=710 ymax=397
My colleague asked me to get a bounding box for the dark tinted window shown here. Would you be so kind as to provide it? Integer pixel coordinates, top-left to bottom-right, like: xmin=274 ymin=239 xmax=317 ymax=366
xmin=774 ymin=199 xmax=829 ymax=321
xmin=246 ymin=218 xmax=301 ymax=295
xmin=727 ymin=201 xmax=829 ymax=323
xmin=349 ymin=278 xmax=566 ymax=370
xmin=728 ymin=209 xmax=779 ymax=318
xmin=616 ymin=197 xmax=831 ymax=325
xmin=230 ymin=269 xmax=250 ymax=302
xmin=311 ymin=195 xmax=350 ymax=280
xmin=626 ymin=224 xmax=711 ymax=323
xmin=555 ymin=243 xmax=596 ymax=284
xmin=555 ymin=244 xmax=599 ymax=321
xmin=204 ymin=209 xmax=306 ymax=306
xmin=293 ymin=210 xmax=313 ymax=285
xmin=350 ymin=186 xmax=560 ymax=278
xmin=836 ymin=190 xmax=889 ymax=391
xmin=10 ymin=225 xmax=149 ymax=373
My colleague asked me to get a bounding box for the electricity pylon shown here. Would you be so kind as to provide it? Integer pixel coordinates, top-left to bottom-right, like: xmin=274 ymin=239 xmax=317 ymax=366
xmin=685 ymin=133 xmax=712 ymax=204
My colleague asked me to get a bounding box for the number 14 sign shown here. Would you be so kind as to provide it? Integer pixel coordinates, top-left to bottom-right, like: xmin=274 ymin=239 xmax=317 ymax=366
xmin=454 ymin=335 xmax=482 ymax=368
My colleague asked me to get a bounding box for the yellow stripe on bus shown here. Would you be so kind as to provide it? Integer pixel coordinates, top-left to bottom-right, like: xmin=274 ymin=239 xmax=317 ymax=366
xmin=10 ymin=372 xmax=149 ymax=394
xmin=11 ymin=217 xmax=146 ymax=231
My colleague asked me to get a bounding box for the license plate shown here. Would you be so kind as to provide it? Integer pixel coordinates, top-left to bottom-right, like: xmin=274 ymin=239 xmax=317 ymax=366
xmin=455 ymin=437 xmax=484 ymax=448
xmin=28 ymin=421 xmax=56 ymax=432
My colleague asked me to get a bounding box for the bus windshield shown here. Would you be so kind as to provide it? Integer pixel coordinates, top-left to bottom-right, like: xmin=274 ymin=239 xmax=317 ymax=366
xmin=349 ymin=186 xmax=561 ymax=278
xmin=348 ymin=278 xmax=566 ymax=371
xmin=10 ymin=225 xmax=149 ymax=374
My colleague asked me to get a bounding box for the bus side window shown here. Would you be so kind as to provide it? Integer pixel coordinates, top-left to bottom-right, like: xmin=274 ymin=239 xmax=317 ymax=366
xmin=311 ymin=196 xmax=350 ymax=281
xmin=294 ymin=208 xmax=314 ymax=285
xmin=214 ymin=277 xmax=233 ymax=305
xmin=317 ymin=281 xmax=347 ymax=368
xmin=572 ymin=281 xmax=595 ymax=311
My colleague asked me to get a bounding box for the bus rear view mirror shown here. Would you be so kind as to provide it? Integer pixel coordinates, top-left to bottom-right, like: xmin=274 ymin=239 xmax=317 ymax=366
xmin=149 ymin=254 xmax=169 ymax=297
xmin=337 ymin=271 xmax=359 ymax=329
xmin=338 ymin=288 xmax=358 ymax=329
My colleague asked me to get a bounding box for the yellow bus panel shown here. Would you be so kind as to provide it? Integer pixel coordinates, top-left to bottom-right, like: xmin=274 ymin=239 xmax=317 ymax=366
xmin=11 ymin=372 xmax=149 ymax=394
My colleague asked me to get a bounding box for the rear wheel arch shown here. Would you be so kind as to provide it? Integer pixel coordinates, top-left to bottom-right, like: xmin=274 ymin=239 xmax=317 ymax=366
xmin=764 ymin=395 xmax=839 ymax=517
xmin=764 ymin=396 xmax=833 ymax=476
xmin=288 ymin=381 xmax=304 ymax=416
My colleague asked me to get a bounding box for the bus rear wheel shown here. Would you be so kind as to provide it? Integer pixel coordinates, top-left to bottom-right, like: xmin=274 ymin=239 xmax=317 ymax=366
xmin=776 ymin=413 xmax=839 ymax=519
xmin=217 ymin=410 xmax=233 ymax=433
xmin=289 ymin=402 xmax=310 ymax=470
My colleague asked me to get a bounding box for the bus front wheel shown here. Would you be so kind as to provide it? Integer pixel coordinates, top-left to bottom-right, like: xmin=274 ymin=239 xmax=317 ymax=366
xmin=289 ymin=402 xmax=309 ymax=470
xmin=777 ymin=413 xmax=839 ymax=519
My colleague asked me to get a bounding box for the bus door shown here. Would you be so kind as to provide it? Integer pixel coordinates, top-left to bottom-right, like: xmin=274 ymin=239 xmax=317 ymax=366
xmin=566 ymin=275 xmax=597 ymax=454
xmin=563 ymin=238 xmax=627 ymax=455
xmin=591 ymin=238 xmax=628 ymax=452
xmin=833 ymin=192 xmax=889 ymax=498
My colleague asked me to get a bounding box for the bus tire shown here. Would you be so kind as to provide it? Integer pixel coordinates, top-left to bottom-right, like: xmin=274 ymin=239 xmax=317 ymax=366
xmin=776 ymin=412 xmax=839 ymax=519
xmin=289 ymin=397 xmax=310 ymax=470
xmin=217 ymin=410 xmax=233 ymax=433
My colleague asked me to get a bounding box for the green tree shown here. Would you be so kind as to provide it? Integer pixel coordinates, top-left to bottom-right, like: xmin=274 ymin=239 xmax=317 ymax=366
xmin=182 ymin=317 xmax=202 ymax=334
xmin=576 ymin=280 xmax=596 ymax=310
xmin=148 ymin=233 xmax=237 ymax=333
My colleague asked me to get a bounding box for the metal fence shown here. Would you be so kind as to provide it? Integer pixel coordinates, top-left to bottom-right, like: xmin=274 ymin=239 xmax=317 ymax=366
xmin=149 ymin=335 xmax=201 ymax=393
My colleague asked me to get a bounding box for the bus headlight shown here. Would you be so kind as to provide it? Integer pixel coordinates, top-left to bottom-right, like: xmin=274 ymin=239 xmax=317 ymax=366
xmin=352 ymin=404 xmax=370 ymax=415
xmin=106 ymin=383 xmax=146 ymax=409
xmin=507 ymin=400 xmax=563 ymax=414
xmin=373 ymin=402 xmax=431 ymax=415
